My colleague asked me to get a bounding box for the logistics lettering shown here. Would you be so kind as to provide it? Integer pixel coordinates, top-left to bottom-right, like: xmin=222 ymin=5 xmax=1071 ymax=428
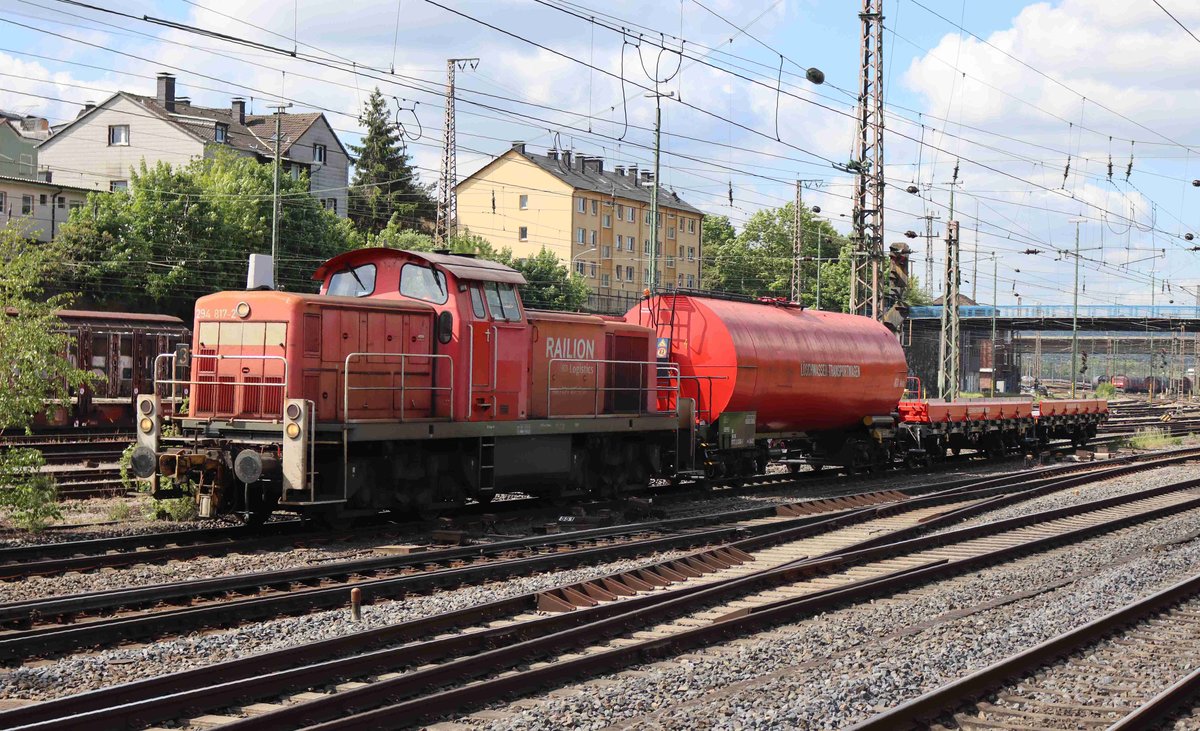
xmin=800 ymin=363 xmax=861 ymax=377
xmin=545 ymin=337 xmax=597 ymax=361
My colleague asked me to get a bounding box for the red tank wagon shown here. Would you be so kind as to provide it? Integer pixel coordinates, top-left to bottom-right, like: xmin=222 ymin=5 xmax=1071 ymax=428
xmin=627 ymin=292 xmax=908 ymax=474
xmin=132 ymin=249 xmax=680 ymax=521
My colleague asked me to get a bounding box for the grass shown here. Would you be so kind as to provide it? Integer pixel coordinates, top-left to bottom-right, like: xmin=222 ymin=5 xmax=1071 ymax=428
xmin=106 ymin=501 xmax=136 ymax=521
xmin=1127 ymin=427 xmax=1182 ymax=450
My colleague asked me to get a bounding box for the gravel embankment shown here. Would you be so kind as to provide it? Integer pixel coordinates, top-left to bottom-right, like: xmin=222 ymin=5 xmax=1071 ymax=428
xmin=460 ymin=476 xmax=1200 ymax=730
xmin=0 ymin=549 xmax=691 ymax=701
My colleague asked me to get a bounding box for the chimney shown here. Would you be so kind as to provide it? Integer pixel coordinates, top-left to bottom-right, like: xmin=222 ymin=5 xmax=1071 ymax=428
xmin=547 ymin=149 xmax=559 ymax=161
xmin=628 ymin=164 xmax=638 ymax=183
xmin=78 ymin=103 xmax=95 ymax=118
xmin=175 ymin=97 xmax=191 ymax=107
xmin=614 ymin=166 xmax=625 ymax=176
xmin=156 ymin=72 xmax=176 ymax=112
xmin=640 ymin=170 xmax=654 ymax=185
xmin=563 ymin=150 xmax=573 ymax=167
xmin=510 ymin=141 xmax=526 ymax=155
xmin=232 ymin=97 xmax=246 ymax=125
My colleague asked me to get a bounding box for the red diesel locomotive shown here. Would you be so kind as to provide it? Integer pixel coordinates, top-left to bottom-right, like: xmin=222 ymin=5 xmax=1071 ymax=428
xmin=130 ymin=248 xmax=1106 ymax=523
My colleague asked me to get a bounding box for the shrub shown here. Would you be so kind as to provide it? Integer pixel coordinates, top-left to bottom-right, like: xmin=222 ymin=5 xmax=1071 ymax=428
xmin=1095 ymin=382 xmax=1117 ymax=398
xmin=0 ymin=448 xmax=60 ymax=532
xmin=107 ymin=501 xmax=136 ymax=521
xmin=1127 ymin=427 xmax=1181 ymax=450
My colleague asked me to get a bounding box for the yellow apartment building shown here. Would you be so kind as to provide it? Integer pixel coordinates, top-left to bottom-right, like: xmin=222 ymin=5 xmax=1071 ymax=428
xmin=456 ymin=143 xmax=704 ymax=313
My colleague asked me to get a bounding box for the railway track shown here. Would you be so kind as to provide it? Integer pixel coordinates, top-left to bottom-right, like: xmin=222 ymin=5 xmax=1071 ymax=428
xmin=849 ymin=568 xmax=1200 ymax=730
xmin=7 ymin=452 xmax=1200 ymax=729
xmin=0 ymin=438 xmax=1113 ymax=580
xmin=0 ymin=447 xmax=1170 ymax=663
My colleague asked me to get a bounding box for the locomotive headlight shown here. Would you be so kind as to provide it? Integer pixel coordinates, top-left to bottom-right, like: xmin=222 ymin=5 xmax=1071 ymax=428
xmin=235 ymin=301 xmax=251 ymax=319
xmin=139 ymin=417 xmax=154 ymax=434
xmin=285 ymin=403 xmax=302 ymax=420
xmin=285 ymin=422 xmax=301 ymax=439
xmin=139 ymin=399 xmax=155 ymax=416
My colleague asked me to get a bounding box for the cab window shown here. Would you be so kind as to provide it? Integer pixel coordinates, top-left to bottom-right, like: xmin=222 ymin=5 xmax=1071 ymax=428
xmin=484 ymin=282 xmax=522 ymax=322
xmin=327 ymin=263 xmax=376 ymax=297
xmin=399 ymin=264 xmax=448 ymax=304
xmin=469 ymin=285 xmax=486 ymax=318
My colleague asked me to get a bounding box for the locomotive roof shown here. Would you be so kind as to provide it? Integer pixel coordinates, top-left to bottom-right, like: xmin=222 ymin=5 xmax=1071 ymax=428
xmin=313 ymin=248 xmax=527 ymax=286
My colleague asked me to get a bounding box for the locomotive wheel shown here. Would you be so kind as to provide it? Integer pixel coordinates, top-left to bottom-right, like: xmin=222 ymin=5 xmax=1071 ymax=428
xmin=242 ymin=510 xmax=271 ymax=528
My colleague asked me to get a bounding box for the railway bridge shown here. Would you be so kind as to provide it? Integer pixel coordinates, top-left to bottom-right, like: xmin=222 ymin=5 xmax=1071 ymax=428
xmin=903 ymin=305 xmax=1200 ymax=396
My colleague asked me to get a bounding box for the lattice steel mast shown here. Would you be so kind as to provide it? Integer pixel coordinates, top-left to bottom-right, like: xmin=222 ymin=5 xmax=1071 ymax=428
xmin=937 ymin=221 xmax=961 ymax=400
xmin=850 ymin=0 xmax=885 ymax=319
xmin=435 ymin=57 xmax=478 ymax=246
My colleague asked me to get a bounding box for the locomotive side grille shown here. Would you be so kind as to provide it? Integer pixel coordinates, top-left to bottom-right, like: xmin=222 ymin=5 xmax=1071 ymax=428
xmin=216 ymin=376 xmax=235 ymax=414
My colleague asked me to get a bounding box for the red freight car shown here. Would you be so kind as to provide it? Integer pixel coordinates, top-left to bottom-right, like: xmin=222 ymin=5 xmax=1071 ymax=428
xmin=627 ymin=292 xmax=908 ymax=474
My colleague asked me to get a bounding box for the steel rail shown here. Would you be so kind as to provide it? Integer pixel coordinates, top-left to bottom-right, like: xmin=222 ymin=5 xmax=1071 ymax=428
xmin=7 ymin=468 xmax=1200 ymax=729
xmin=0 ymin=450 xmax=1190 ymax=665
xmin=847 ymin=570 xmax=1200 ymax=730
xmin=227 ymin=479 xmax=1200 ymax=730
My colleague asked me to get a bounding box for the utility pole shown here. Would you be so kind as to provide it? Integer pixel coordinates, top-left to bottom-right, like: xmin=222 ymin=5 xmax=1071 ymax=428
xmin=850 ymin=0 xmax=885 ymax=319
xmin=436 ymin=57 xmax=479 ymax=246
xmin=1068 ymin=217 xmax=1085 ymax=398
xmin=938 ymin=220 xmax=961 ymax=400
xmin=791 ymin=179 xmax=823 ymax=303
xmin=792 ymin=180 xmax=802 ymax=303
xmin=268 ymin=102 xmax=293 ymax=289
xmin=918 ymin=213 xmax=941 ymax=297
xmin=972 ymin=215 xmax=980 ymax=302
xmin=645 ymin=90 xmax=674 ymax=292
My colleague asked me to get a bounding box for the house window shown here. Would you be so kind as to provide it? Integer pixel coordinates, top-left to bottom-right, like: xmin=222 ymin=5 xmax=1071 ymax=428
xmin=589 ymin=263 xmax=597 ymax=278
xmin=69 ymin=200 xmax=82 ymax=211
xmin=518 ymin=226 xmax=528 ymax=241
xmin=602 ymin=214 xmax=611 ymax=228
xmin=644 ymin=211 xmax=651 ymax=225
xmin=687 ymin=274 xmax=695 ymax=288
xmin=577 ymin=227 xmax=586 ymax=244
xmin=688 ymin=246 xmax=695 ymax=261
xmin=57 ymin=196 xmax=65 ymax=209
xmin=643 ymin=239 xmax=651 ymax=254
xmin=577 ymin=197 xmax=586 ymax=213
xmin=0 ymin=192 xmax=5 ymax=212
xmin=313 ymin=143 xmax=326 ymax=164
xmin=615 ymin=267 xmax=623 ymax=281
xmin=110 ymin=180 xmax=128 ymax=192
xmin=591 ymin=199 xmax=598 ymax=215
xmin=678 ymin=245 xmax=684 ymax=258
xmin=108 ymin=124 xmax=129 ymax=146
xmin=21 ymin=195 xmax=32 ymax=214
xmin=678 ymin=274 xmax=685 ymax=287
xmin=214 ymin=124 xmax=227 ymax=143
xmin=39 ymin=194 xmax=47 ymax=206
xmin=575 ymin=261 xmax=586 ymax=276
xmin=322 ymin=198 xmax=338 ymax=214
xmin=626 ymin=266 xmax=634 ymax=281
xmin=615 ymin=234 xmax=623 ymax=249
xmin=628 ymin=207 xmax=635 ymax=222
xmin=590 ymin=230 xmax=597 ymax=246
xmin=688 ymin=218 xmax=696 ymax=234
xmin=519 ymin=194 xmax=528 ymax=210
xmin=616 ymin=204 xmax=624 ymax=219
xmin=602 ymin=245 xmax=612 ymax=259
xmin=667 ymin=226 xmax=676 ymax=239
xmin=601 ymin=273 xmax=610 ymax=286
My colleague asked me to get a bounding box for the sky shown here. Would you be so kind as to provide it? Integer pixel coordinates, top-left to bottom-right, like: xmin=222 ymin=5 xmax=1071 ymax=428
xmin=2 ymin=0 xmax=1200 ymax=308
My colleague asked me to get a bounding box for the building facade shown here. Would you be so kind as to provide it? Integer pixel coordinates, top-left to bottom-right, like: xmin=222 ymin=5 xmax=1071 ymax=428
xmin=0 ymin=174 xmax=90 ymax=242
xmin=0 ymin=113 xmax=49 ymax=179
xmin=37 ymin=74 xmax=350 ymax=216
xmin=457 ymin=143 xmax=703 ymax=313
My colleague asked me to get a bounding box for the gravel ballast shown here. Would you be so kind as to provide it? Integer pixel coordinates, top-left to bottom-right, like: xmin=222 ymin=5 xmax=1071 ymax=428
xmin=460 ymin=473 xmax=1200 ymax=730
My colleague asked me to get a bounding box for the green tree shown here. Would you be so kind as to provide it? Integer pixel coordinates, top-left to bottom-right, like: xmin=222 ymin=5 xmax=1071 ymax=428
xmin=348 ymin=88 xmax=435 ymax=234
xmin=361 ymin=217 xmax=587 ymax=311
xmin=54 ymin=150 xmax=349 ymax=317
xmin=0 ymin=227 xmax=92 ymax=530
xmin=701 ymin=207 xmax=852 ymax=311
